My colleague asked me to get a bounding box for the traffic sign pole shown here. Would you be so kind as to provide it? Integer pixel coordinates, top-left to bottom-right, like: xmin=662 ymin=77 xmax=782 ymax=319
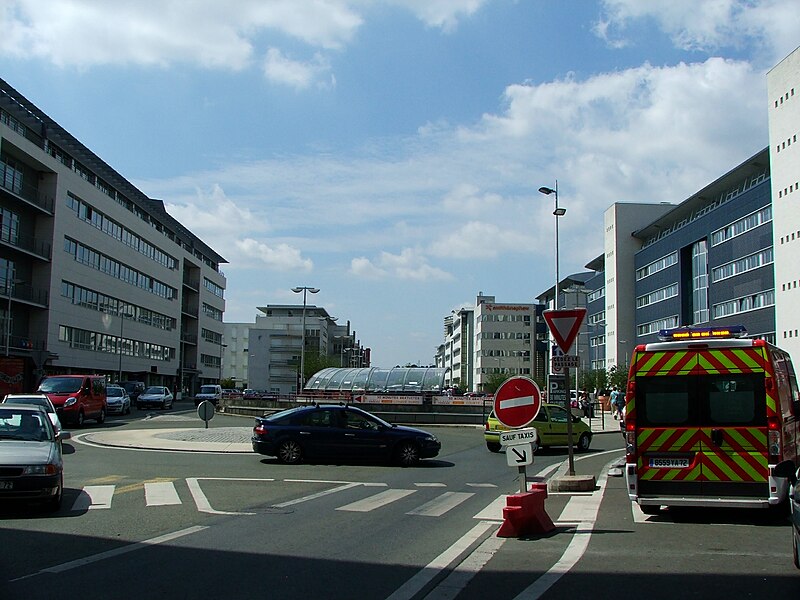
xmin=564 ymin=365 xmax=574 ymax=476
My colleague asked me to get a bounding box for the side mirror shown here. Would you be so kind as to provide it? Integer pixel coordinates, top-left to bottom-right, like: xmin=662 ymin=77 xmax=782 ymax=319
xmin=57 ymin=430 xmax=71 ymax=441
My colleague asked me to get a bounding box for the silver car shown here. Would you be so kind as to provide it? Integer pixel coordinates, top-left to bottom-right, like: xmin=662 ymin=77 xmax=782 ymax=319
xmin=136 ymin=386 xmax=174 ymax=410
xmin=0 ymin=404 xmax=68 ymax=511
xmin=2 ymin=394 xmax=62 ymax=438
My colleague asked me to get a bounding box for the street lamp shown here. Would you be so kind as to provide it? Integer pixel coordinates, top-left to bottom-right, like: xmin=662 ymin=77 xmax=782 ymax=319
xmin=5 ymin=277 xmax=24 ymax=357
xmin=540 ymin=181 xmax=575 ymax=476
xmin=291 ymin=286 xmax=319 ymax=391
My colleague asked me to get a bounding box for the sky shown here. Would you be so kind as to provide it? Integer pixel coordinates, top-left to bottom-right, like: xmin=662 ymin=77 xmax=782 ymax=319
xmin=1 ymin=0 xmax=799 ymax=367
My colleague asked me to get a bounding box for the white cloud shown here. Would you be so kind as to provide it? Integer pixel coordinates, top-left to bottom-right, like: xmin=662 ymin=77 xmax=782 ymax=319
xmin=350 ymin=249 xmax=454 ymax=281
xmin=385 ymin=0 xmax=488 ymax=32
xmin=263 ymin=48 xmax=333 ymax=89
xmin=235 ymin=238 xmax=313 ymax=271
xmin=597 ymin=0 xmax=800 ymax=64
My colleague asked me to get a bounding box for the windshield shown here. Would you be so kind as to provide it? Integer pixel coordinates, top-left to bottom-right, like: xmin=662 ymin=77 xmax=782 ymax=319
xmin=144 ymin=387 xmax=164 ymax=394
xmin=0 ymin=409 xmax=52 ymax=441
xmin=200 ymin=386 xmax=218 ymax=394
xmin=107 ymin=388 xmax=124 ymax=397
xmin=38 ymin=377 xmax=82 ymax=394
xmin=3 ymin=397 xmax=51 ymax=411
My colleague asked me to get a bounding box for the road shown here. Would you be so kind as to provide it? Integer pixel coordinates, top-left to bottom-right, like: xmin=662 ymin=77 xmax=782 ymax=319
xmin=1 ymin=402 xmax=798 ymax=599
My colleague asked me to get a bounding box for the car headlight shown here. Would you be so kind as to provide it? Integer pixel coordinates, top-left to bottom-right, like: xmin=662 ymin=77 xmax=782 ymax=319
xmin=64 ymin=396 xmax=77 ymax=407
xmin=23 ymin=463 xmax=59 ymax=475
xmin=424 ymin=435 xmax=438 ymax=443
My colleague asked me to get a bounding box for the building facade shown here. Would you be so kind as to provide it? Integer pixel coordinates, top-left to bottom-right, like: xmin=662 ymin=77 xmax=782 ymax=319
xmin=238 ymin=305 xmax=367 ymax=395
xmin=0 ymin=77 xmax=226 ymax=396
xmin=768 ymin=45 xmax=800 ymax=360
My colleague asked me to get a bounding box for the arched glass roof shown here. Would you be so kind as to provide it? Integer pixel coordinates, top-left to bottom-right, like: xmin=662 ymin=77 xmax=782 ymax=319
xmin=305 ymin=367 xmax=446 ymax=393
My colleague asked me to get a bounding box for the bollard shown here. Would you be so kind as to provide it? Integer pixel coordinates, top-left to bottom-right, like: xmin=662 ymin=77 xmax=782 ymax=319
xmin=497 ymin=482 xmax=555 ymax=537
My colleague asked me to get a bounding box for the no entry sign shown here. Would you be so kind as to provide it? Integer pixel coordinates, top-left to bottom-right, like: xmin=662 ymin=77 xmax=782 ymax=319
xmin=493 ymin=376 xmax=542 ymax=429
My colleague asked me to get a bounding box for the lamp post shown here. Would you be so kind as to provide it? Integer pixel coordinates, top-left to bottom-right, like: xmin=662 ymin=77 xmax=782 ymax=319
xmin=219 ymin=342 xmax=227 ymax=384
xmin=5 ymin=277 xmax=24 ymax=357
xmin=291 ymin=286 xmax=319 ymax=391
xmin=540 ymin=181 xmax=575 ymax=475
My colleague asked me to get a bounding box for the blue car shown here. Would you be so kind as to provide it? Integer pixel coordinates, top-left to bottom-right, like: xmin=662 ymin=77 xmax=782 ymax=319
xmin=252 ymin=404 xmax=440 ymax=467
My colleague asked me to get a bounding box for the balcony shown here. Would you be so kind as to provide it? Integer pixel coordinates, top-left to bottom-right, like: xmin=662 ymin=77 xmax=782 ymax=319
xmin=0 ymin=161 xmax=54 ymax=214
xmin=0 ymin=225 xmax=51 ymax=261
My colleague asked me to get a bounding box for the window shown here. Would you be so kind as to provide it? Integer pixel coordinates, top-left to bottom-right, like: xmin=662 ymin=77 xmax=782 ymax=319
xmin=692 ymin=240 xmax=709 ymax=324
xmin=637 ymin=283 xmax=678 ymax=309
xmin=712 ymin=290 xmax=775 ymax=318
xmin=710 ymin=206 xmax=772 ymax=246
xmin=636 ymin=252 xmax=678 ymax=280
xmin=712 ymin=248 xmax=773 ymax=282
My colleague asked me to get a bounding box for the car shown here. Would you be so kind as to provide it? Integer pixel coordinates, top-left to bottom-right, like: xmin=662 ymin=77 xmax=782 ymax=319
xmin=2 ymin=394 xmax=63 ymax=439
xmin=484 ymin=402 xmax=592 ymax=453
xmin=194 ymin=384 xmax=222 ymax=407
xmin=251 ymin=404 xmax=441 ymax=467
xmin=117 ymin=381 xmax=146 ymax=404
xmin=0 ymin=404 xmax=68 ymax=511
xmin=136 ymin=386 xmax=173 ymax=410
xmin=774 ymin=461 xmax=800 ymax=568
xmin=37 ymin=374 xmax=107 ymax=426
xmin=105 ymin=385 xmax=131 ymax=415
xmin=243 ymin=389 xmax=260 ymax=400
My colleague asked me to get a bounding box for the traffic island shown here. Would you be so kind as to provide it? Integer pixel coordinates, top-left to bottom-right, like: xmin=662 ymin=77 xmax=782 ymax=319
xmin=546 ymin=474 xmax=597 ymax=493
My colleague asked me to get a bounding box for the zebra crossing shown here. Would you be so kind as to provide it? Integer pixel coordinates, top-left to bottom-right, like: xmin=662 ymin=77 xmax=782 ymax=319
xmin=67 ymin=479 xmax=503 ymax=519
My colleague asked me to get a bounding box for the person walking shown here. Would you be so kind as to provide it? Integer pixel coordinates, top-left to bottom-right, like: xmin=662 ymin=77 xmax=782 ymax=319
xmin=610 ymin=386 xmax=625 ymax=420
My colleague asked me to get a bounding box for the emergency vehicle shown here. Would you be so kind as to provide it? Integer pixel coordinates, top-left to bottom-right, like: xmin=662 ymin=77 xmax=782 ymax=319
xmin=624 ymin=325 xmax=800 ymax=513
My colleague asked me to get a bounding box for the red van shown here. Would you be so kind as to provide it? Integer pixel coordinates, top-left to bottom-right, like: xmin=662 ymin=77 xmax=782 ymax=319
xmin=38 ymin=375 xmax=107 ymax=426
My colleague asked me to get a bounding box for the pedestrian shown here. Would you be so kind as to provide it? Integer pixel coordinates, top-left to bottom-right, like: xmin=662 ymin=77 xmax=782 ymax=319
xmin=610 ymin=386 xmax=625 ymax=420
xmin=579 ymin=389 xmax=590 ymax=418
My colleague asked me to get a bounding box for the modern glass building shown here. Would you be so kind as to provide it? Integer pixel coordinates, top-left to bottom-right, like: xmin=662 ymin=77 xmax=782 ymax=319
xmin=305 ymin=367 xmax=446 ymax=393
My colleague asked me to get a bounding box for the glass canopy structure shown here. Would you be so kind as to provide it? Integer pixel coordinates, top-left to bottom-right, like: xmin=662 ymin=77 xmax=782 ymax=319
xmin=304 ymin=367 xmax=447 ymax=393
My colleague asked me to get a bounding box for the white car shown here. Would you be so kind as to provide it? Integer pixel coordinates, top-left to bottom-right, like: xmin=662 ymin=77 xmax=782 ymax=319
xmin=106 ymin=385 xmax=131 ymax=415
xmin=2 ymin=393 xmax=63 ymax=438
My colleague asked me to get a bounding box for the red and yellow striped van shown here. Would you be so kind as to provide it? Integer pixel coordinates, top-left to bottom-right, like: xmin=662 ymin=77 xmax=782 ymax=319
xmin=624 ymin=326 xmax=800 ymax=514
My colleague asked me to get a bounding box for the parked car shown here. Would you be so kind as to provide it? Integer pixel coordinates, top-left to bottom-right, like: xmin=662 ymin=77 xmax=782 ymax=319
xmin=2 ymin=394 xmax=62 ymax=439
xmin=252 ymin=404 xmax=441 ymax=466
xmin=37 ymin=374 xmax=107 ymax=426
xmin=0 ymin=404 xmax=68 ymax=511
xmin=105 ymin=385 xmax=131 ymax=415
xmin=243 ymin=389 xmax=260 ymax=400
xmin=117 ymin=381 xmax=146 ymax=404
xmin=484 ymin=403 xmax=592 ymax=453
xmin=774 ymin=461 xmax=800 ymax=568
xmin=136 ymin=386 xmax=173 ymax=410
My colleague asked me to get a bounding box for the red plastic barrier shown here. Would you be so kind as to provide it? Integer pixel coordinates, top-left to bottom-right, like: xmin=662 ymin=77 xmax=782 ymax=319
xmin=496 ymin=482 xmax=555 ymax=537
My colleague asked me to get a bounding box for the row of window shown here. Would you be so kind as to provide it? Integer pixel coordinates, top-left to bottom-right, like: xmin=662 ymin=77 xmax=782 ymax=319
xmin=476 ymin=367 xmax=530 ymax=376
xmin=775 ymin=133 xmax=797 ymax=153
xmin=478 ymin=332 xmax=531 ymax=340
xmin=710 ymin=206 xmax=772 ymax=247
xmin=637 ymin=315 xmax=680 ymax=337
xmin=202 ymin=328 xmax=222 ymax=345
xmin=636 ymin=283 xmax=679 ymax=309
xmin=636 ymin=252 xmax=678 ymax=281
xmin=204 ymin=278 xmax=224 ymax=299
xmin=712 ymin=290 xmax=775 ymax=318
xmin=781 ymin=281 xmax=800 ymax=292
xmin=587 ymin=287 xmax=604 ymax=303
xmin=201 ymin=354 xmax=221 ymax=369
xmin=480 ymin=350 xmax=531 ymax=358
xmin=477 ymin=314 xmax=531 ymax=323
xmin=66 ymin=193 xmax=178 ymax=270
xmin=780 ymin=230 xmax=800 ymax=244
xmin=61 ymin=281 xmax=176 ymax=332
xmin=773 ymin=87 xmax=795 ymax=107
xmin=64 ymin=237 xmax=177 ymax=300
xmin=0 ymin=207 xmax=19 ymax=246
xmin=202 ymin=303 xmax=223 ymax=322
xmin=777 ymin=182 xmax=799 ymax=198
xmin=712 ymin=248 xmax=773 ymax=282
xmin=58 ymin=325 xmax=175 ymax=361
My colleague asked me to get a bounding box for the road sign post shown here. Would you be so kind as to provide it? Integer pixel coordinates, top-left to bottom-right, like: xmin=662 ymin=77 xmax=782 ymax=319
xmin=494 ymin=378 xmax=542 ymax=492
xmin=543 ymin=308 xmax=586 ymax=476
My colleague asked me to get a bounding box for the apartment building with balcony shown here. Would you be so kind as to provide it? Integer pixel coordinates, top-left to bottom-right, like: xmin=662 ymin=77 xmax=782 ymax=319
xmin=0 ymin=77 xmax=226 ymax=395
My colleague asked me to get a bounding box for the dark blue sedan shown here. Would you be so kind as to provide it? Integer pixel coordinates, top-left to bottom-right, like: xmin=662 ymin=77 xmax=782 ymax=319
xmin=252 ymin=404 xmax=441 ymax=467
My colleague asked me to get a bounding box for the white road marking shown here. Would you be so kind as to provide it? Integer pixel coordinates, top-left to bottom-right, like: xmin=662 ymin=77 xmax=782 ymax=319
xmin=336 ymin=489 xmax=416 ymax=512
xmin=274 ymin=482 xmax=362 ymax=508
xmin=385 ymin=521 xmax=497 ymax=600
xmin=466 ymin=483 xmax=498 ymax=488
xmin=71 ymin=485 xmax=115 ymax=510
xmin=406 ymin=492 xmax=475 ymax=517
xmin=423 ymin=531 xmax=506 ymax=600
xmin=186 ymin=478 xmax=255 ymax=515
xmin=10 ymin=526 xmax=208 ymax=581
xmin=415 ymin=482 xmax=447 ymax=487
xmin=472 ymin=494 xmax=507 ymax=521
xmin=144 ymin=481 xmax=181 ymax=506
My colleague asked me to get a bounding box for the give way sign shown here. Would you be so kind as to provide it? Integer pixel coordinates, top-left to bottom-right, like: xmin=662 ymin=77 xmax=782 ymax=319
xmin=493 ymin=376 xmax=542 ymax=429
xmin=543 ymin=308 xmax=587 ymax=354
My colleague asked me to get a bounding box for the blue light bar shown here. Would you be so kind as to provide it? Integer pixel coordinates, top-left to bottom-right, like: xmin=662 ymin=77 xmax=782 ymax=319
xmin=658 ymin=325 xmax=748 ymax=341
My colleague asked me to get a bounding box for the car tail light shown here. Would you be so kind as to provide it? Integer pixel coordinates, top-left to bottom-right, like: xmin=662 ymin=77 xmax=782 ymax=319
xmin=767 ymin=416 xmax=781 ymax=460
xmin=253 ymin=423 xmax=268 ymax=436
xmin=625 ymin=418 xmax=637 ymax=463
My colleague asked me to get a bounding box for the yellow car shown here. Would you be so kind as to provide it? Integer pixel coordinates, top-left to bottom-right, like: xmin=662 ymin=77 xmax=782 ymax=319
xmin=484 ymin=402 xmax=592 ymax=453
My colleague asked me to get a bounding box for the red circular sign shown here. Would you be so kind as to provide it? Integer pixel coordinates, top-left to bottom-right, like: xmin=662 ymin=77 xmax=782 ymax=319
xmin=493 ymin=376 xmax=542 ymax=428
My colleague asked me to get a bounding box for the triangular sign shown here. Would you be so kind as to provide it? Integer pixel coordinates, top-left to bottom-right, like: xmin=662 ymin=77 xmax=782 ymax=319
xmin=543 ymin=309 xmax=587 ymax=354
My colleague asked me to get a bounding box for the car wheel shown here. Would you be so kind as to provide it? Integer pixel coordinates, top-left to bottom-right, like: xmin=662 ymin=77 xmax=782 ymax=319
xmin=395 ymin=441 xmax=420 ymax=467
xmin=486 ymin=441 xmax=501 ymax=453
xmin=96 ymin=407 xmax=106 ymax=424
xmin=640 ymin=504 xmax=661 ymax=515
xmin=577 ymin=433 xmax=591 ymax=452
xmin=76 ymin=410 xmax=85 ymax=427
xmin=46 ymin=474 xmax=63 ymax=512
xmin=277 ymin=439 xmax=303 ymax=464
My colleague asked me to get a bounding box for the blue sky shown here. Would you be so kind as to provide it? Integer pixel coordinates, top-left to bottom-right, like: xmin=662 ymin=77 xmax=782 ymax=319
xmin=2 ymin=1 xmax=799 ymax=367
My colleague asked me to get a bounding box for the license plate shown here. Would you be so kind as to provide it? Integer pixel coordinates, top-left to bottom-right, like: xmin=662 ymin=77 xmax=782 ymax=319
xmin=0 ymin=481 xmax=12 ymax=490
xmin=649 ymin=457 xmax=690 ymax=468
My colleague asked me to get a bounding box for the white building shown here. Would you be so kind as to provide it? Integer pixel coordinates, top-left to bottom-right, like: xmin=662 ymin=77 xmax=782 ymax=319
xmin=768 ymin=45 xmax=800 ymax=359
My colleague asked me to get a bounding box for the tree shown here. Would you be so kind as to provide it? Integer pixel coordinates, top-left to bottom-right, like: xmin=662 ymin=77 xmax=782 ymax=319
xmin=220 ymin=377 xmax=237 ymax=389
xmin=607 ymin=363 xmax=629 ymax=391
xmin=302 ymin=349 xmax=341 ymax=382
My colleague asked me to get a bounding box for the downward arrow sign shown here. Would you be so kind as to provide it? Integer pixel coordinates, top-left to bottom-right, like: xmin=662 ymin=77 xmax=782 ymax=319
xmin=512 ymin=447 xmax=528 ymax=463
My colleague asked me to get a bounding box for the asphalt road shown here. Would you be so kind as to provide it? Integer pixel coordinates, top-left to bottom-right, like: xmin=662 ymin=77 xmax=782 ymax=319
xmin=1 ymin=402 xmax=798 ymax=599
